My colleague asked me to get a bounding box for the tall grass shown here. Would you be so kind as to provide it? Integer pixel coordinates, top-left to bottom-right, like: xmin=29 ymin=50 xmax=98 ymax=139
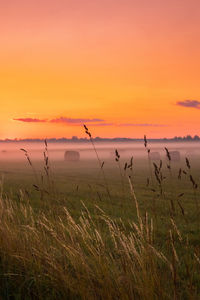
xmin=0 ymin=188 xmax=199 ymax=300
xmin=0 ymin=181 xmax=200 ymax=299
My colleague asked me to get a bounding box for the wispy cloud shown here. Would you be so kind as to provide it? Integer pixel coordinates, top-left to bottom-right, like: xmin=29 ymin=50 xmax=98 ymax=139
xmin=13 ymin=118 xmax=46 ymax=123
xmin=13 ymin=117 xmax=104 ymax=124
xmin=176 ymin=100 xmax=200 ymax=109
xmin=50 ymin=117 xmax=104 ymax=124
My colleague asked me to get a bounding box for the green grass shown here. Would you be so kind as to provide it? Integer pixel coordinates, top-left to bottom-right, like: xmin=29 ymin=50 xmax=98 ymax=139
xmin=0 ymin=152 xmax=200 ymax=299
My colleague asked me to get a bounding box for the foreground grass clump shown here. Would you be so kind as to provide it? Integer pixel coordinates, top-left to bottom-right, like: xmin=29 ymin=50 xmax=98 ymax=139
xmin=0 ymin=187 xmax=200 ymax=300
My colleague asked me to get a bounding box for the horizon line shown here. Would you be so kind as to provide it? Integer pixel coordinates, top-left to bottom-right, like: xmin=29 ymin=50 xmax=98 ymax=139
xmin=0 ymin=135 xmax=199 ymax=142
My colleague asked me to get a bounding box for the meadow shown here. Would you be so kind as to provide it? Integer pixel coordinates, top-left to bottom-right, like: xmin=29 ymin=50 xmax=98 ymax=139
xmin=0 ymin=139 xmax=200 ymax=299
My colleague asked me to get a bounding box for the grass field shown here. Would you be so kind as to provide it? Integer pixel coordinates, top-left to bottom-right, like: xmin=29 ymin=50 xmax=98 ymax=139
xmin=0 ymin=142 xmax=200 ymax=299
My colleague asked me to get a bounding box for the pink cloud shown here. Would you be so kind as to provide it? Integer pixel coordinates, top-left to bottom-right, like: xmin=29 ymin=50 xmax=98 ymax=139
xmin=50 ymin=117 xmax=104 ymax=124
xmin=176 ymin=100 xmax=200 ymax=109
xmin=13 ymin=118 xmax=47 ymax=123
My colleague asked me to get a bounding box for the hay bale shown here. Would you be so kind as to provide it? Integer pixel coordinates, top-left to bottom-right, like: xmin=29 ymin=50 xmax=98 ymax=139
xmin=169 ymin=151 xmax=181 ymax=162
xmin=64 ymin=151 xmax=80 ymax=161
xmin=149 ymin=152 xmax=160 ymax=161
xmin=185 ymin=150 xmax=198 ymax=158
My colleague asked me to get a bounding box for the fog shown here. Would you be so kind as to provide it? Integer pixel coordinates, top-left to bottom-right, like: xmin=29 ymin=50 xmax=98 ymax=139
xmin=0 ymin=141 xmax=200 ymax=162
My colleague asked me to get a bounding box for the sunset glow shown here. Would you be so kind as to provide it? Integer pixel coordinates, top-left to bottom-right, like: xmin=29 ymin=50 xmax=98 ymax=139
xmin=1 ymin=0 xmax=200 ymax=139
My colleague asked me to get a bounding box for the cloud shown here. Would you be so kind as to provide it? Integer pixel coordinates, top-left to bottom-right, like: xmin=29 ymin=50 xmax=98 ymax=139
xmin=13 ymin=118 xmax=47 ymax=123
xmin=176 ymin=100 xmax=200 ymax=109
xmin=13 ymin=116 xmax=104 ymax=125
xmin=50 ymin=117 xmax=104 ymax=124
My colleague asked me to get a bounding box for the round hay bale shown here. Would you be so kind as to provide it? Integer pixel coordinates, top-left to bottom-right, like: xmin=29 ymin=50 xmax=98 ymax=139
xmin=149 ymin=151 xmax=160 ymax=161
xmin=185 ymin=149 xmax=198 ymax=158
xmin=169 ymin=151 xmax=181 ymax=162
xmin=64 ymin=151 xmax=80 ymax=161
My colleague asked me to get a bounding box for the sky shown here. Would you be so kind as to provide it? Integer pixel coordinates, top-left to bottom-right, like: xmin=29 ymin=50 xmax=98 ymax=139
xmin=1 ymin=0 xmax=200 ymax=139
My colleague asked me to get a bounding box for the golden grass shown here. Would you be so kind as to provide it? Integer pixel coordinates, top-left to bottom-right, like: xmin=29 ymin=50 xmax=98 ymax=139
xmin=0 ymin=183 xmax=199 ymax=299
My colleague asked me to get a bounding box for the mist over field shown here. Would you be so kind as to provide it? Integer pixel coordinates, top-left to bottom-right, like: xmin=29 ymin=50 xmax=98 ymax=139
xmin=0 ymin=141 xmax=200 ymax=163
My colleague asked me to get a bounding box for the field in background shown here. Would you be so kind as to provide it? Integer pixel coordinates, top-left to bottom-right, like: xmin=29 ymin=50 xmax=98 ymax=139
xmin=0 ymin=141 xmax=200 ymax=299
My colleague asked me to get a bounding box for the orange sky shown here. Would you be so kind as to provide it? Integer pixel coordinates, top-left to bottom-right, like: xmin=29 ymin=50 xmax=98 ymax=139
xmin=1 ymin=0 xmax=200 ymax=139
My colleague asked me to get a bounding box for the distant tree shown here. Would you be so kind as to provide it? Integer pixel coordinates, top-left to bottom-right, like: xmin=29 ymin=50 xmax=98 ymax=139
xmin=185 ymin=135 xmax=192 ymax=140
xmin=194 ymin=135 xmax=200 ymax=140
